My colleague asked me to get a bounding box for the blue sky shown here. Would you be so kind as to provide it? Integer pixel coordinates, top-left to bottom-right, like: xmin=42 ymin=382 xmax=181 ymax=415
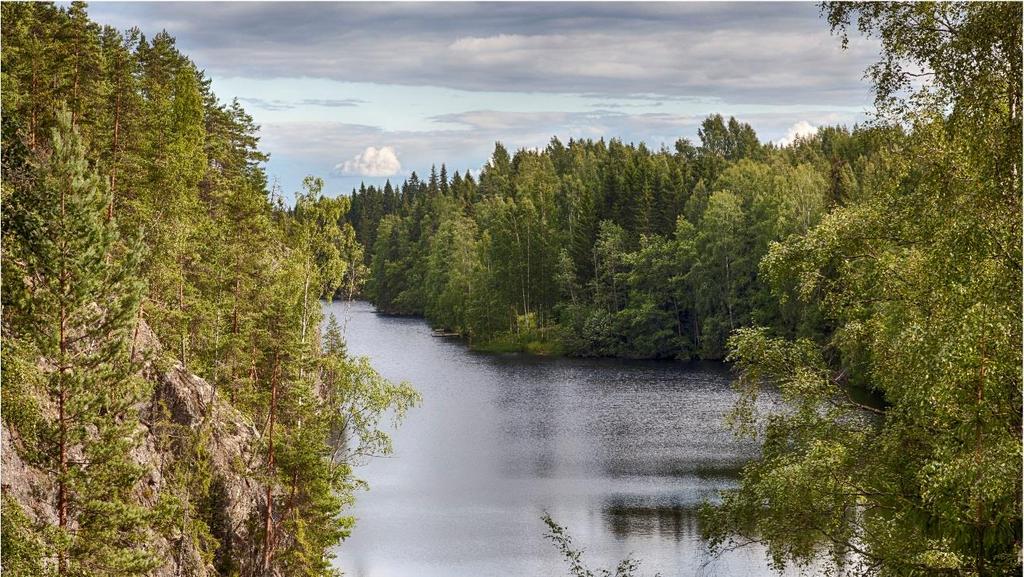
xmin=85 ymin=2 xmax=879 ymax=200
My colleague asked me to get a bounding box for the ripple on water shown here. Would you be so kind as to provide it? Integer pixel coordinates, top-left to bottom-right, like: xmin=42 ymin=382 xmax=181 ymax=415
xmin=324 ymin=300 xmax=795 ymax=577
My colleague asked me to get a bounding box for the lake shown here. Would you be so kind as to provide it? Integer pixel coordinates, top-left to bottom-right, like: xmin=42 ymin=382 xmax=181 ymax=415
xmin=326 ymin=300 xmax=789 ymax=577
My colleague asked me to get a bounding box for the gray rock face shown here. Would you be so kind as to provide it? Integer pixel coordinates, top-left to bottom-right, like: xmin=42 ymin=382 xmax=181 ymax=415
xmin=3 ymin=320 xmax=268 ymax=577
xmin=147 ymin=359 xmax=266 ymax=576
xmin=2 ymin=421 xmax=57 ymax=526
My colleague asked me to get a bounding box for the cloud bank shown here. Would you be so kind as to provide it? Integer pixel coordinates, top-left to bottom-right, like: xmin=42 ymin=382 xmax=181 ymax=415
xmin=87 ymin=3 xmax=878 ymax=106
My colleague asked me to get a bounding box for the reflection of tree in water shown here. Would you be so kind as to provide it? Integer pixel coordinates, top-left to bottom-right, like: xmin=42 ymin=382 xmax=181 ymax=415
xmin=602 ymin=498 xmax=700 ymax=543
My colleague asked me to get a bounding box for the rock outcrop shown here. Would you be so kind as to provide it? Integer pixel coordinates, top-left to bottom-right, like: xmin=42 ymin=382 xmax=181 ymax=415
xmin=2 ymin=320 xmax=267 ymax=576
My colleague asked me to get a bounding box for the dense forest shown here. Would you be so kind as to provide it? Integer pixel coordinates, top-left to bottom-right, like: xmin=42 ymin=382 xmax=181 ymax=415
xmin=348 ymin=2 xmax=1023 ymax=575
xmin=1 ymin=1 xmax=1021 ymax=577
xmin=1 ymin=3 xmax=417 ymax=576
xmin=348 ymin=115 xmax=878 ymax=359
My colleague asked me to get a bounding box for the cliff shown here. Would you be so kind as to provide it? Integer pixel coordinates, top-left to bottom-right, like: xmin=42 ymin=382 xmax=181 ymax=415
xmin=2 ymin=320 xmax=268 ymax=576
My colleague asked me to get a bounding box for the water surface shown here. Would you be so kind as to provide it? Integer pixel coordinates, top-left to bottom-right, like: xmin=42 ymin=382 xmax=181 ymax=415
xmin=326 ymin=300 xmax=787 ymax=577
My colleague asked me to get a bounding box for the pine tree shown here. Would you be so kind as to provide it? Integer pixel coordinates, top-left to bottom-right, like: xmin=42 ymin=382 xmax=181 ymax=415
xmin=3 ymin=110 xmax=155 ymax=577
xmin=61 ymin=2 xmax=104 ymax=134
xmin=98 ymin=25 xmax=143 ymax=220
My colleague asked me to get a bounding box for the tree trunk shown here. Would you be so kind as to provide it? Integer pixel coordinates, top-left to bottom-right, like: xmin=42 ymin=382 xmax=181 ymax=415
xmin=57 ymin=180 xmax=69 ymax=577
xmin=300 ymin=256 xmax=310 ymax=379
xmin=178 ymin=272 xmax=187 ymax=367
xmin=29 ymin=61 xmax=38 ymax=150
xmin=129 ymin=301 xmax=144 ymax=362
xmin=262 ymin=353 xmax=281 ymax=572
xmin=71 ymin=45 xmax=81 ymax=130
xmin=108 ymin=85 xmax=122 ymax=221
xmin=232 ymin=273 xmax=240 ymax=335
xmin=974 ymin=335 xmax=987 ymax=576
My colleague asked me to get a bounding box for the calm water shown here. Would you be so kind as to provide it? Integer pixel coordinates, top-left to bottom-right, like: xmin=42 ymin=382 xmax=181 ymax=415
xmin=325 ymin=300 xmax=788 ymax=577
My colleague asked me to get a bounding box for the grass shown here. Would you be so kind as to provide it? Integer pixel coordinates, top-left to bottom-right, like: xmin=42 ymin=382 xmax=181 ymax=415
xmin=470 ymin=332 xmax=565 ymax=356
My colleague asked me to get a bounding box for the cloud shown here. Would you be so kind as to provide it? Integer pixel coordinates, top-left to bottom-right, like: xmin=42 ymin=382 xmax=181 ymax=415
xmin=301 ymin=98 xmax=366 ymax=108
xmin=429 ymin=109 xmax=701 ymax=140
xmin=431 ymin=110 xmax=572 ymax=131
xmin=336 ymin=146 xmax=402 ymax=177
xmin=237 ymin=97 xmax=364 ymax=111
xmin=86 ymin=2 xmax=879 ymax=106
xmin=590 ymin=101 xmax=665 ymax=109
xmin=237 ymin=97 xmax=296 ymax=111
xmin=775 ymin=121 xmax=819 ymax=147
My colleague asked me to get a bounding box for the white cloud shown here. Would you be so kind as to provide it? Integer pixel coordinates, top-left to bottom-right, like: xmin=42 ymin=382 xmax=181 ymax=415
xmin=336 ymin=146 xmax=401 ymax=176
xmin=775 ymin=120 xmax=818 ymax=147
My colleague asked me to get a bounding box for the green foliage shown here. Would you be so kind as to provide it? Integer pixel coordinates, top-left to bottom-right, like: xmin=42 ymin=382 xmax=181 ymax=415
xmin=150 ymin=405 xmax=221 ymax=575
xmin=542 ymin=514 xmax=653 ymax=577
xmin=1 ymin=496 xmax=46 ymax=577
xmin=3 ymin=109 xmax=156 ymax=575
xmin=351 ymin=119 xmax=857 ymax=359
xmin=294 ymin=176 xmax=367 ymax=300
xmin=4 ymin=4 xmax=1018 ymax=577
xmin=266 ymin=315 xmax=419 ymax=576
xmin=1 ymin=4 xmax=417 ymax=575
xmin=424 ymin=213 xmax=480 ymax=333
xmin=320 ymin=316 xmax=420 ymax=463
xmin=702 ymin=3 xmax=1022 ymax=575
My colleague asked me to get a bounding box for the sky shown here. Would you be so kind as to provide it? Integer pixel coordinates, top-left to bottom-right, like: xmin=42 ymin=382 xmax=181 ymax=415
xmin=85 ymin=2 xmax=880 ymax=200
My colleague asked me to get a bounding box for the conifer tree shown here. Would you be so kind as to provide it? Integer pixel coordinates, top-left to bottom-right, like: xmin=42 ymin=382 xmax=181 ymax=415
xmin=439 ymin=163 xmax=449 ymax=196
xmin=4 ymin=110 xmax=155 ymax=577
xmin=97 ymin=25 xmax=143 ymax=220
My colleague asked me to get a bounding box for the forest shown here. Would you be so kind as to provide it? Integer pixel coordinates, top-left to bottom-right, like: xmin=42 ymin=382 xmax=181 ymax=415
xmin=348 ymin=116 xmax=873 ymax=359
xmin=1 ymin=3 xmax=416 ymax=576
xmin=1 ymin=1 xmax=1021 ymax=577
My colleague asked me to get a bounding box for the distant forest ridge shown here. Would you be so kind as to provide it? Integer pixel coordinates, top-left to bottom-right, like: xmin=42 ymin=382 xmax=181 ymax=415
xmin=345 ymin=117 xmax=884 ymax=359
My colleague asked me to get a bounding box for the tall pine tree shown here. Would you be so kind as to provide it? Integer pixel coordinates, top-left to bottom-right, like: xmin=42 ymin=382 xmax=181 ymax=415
xmin=4 ymin=110 xmax=156 ymax=577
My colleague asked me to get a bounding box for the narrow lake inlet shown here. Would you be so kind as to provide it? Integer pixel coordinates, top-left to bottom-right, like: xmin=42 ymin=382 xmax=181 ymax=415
xmin=327 ymin=300 xmax=793 ymax=577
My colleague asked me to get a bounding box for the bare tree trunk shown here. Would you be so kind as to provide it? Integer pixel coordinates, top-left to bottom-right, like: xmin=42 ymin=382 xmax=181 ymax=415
xmin=57 ymin=353 xmax=68 ymax=577
xmin=108 ymin=86 xmax=122 ymax=221
xmin=179 ymin=271 xmax=187 ymax=367
xmin=57 ymin=180 xmax=69 ymax=577
xmin=262 ymin=353 xmax=281 ymax=572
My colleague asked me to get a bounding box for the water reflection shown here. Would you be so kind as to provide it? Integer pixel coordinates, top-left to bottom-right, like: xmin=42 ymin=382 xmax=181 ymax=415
xmin=324 ymin=301 xmax=791 ymax=577
xmin=602 ymin=499 xmax=701 ymax=542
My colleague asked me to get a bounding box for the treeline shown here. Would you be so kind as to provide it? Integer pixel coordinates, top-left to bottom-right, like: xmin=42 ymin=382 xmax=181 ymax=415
xmin=349 ymin=116 xmax=891 ymax=359
xmin=1 ymin=3 xmax=415 ymax=576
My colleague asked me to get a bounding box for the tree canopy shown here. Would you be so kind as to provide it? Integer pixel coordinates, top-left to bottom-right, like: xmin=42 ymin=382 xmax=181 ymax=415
xmin=700 ymin=3 xmax=1022 ymax=575
xmin=1 ymin=3 xmax=417 ymax=575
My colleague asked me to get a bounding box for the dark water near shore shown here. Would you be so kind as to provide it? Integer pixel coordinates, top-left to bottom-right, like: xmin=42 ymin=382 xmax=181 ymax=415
xmin=325 ymin=300 xmax=790 ymax=577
